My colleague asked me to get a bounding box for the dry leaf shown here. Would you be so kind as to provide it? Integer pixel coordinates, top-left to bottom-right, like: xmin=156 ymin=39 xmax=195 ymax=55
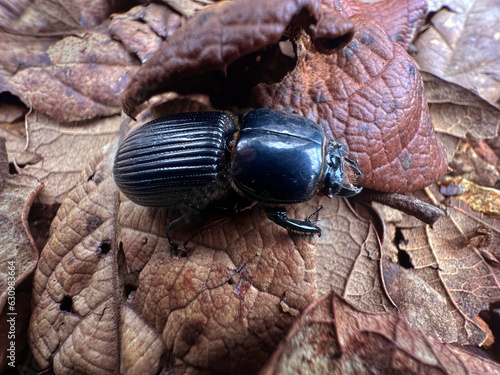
xmin=254 ymin=12 xmax=447 ymax=192
xmin=0 ymin=138 xmax=42 ymax=370
xmin=342 ymin=0 xmax=427 ymax=50
xmin=379 ymin=184 xmax=500 ymax=346
xmin=259 ymin=292 xmax=500 ymax=375
xmin=16 ymin=112 xmax=120 ymax=205
xmin=0 ymin=138 xmax=42 ymax=310
xmin=0 ymin=0 xmax=115 ymax=34
xmin=413 ymin=0 xmax=500 ymax=109
xmin=122 ymin=0 xmax=355 ymax=117
xmin=109 ymin=4 xmax=182 ymax=63
xmin=423 ymin=72 xmax=500 ymax=140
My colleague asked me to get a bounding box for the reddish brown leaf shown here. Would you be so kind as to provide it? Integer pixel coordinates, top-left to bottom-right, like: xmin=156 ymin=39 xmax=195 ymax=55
xmin=259 ymin=293 xmax=500 ymax=375
xmin=254 ymin=13 xmax=447 ymax=192
xmin=121 ymin=0 xmax=355 ymax=117
xmin=341 ymin=0 xmax=427 ymax=50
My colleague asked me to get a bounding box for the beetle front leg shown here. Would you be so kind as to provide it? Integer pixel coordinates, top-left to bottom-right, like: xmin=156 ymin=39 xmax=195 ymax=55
xmin=265 ymin=206 xmax=322 ymax=236
xmin=166 ymin=208 xmax=199 ymax=252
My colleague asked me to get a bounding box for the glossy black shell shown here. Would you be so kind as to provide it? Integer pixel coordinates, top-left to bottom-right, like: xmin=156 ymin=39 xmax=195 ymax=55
xmin=231 ymin=109 xmax=326 ymax=204
xmin=113 ymin=112 xmax=235 ymax=206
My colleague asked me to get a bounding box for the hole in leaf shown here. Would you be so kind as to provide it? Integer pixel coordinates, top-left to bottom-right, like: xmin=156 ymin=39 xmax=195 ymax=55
xmin=124 ymin=284 xmax=137 ymax=299
xmin=97 ymin=241 xmax=111 ymax=255
xmin=398 ymin=249 xmax=412 ymax=269
xmin=60 ymin=295 xmax=73 ymax=312
xmin=8 ymin=163 xmax=18 ymax=174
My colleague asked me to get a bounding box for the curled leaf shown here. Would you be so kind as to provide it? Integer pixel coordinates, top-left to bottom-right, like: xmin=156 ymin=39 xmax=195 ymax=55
xmin=122 ymin=0 xmax=355 ymax=117
xmin=260 ymin=292 xmax=500 ymax=375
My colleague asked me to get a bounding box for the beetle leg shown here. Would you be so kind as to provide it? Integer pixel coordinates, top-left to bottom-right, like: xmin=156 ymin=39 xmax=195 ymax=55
xmin=166 ymin=208 xmax=199 ymax=251
xmin=265 ymin=207 xmax=322 ymax=236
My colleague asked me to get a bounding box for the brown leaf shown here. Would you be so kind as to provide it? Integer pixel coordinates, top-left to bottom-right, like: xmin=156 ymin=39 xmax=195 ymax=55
xmin=449 ymin=140 xmax=500 ymax=189
xmin=109 ymin=4 xmax=183 ymax=64
xmin=122 ymin=0 xmax=355 ymax=117
xmin=315 ymin=198 xmax=392 ymax=311
xmin=0 ymin=137 xmax=42 ymax=311
xmin=160 ymin=0 xmax=215 ymax=18
xmin=413 ymin=0 xmax=500 ymax=109
xmin=29 ymin=143 xmax=166 ymax=374
xmin=259 ymin=292 xmax=500 ymax=375
xmin=29 ymin=128 xmax=392 ymax=373
xmin=423 ymin=72 xmax=500 ymax=140
xmin=0 ymin=0 xmax=115 ymax=34
xmin=341 ymin=0 xmax=427 ymax=50
xmin=379 ymin=184 xmax=500 ymax=346
xmin=2 ymin=32 xmax=138 ymax=122
xmin=17 ymin=112 xmax=120 ymax=205
xmin=254 ymin=13 xmax=447 ymax=192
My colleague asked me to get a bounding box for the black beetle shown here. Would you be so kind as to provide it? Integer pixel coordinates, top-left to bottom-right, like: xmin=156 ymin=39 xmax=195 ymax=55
xmin=113 ymin=109 xmax=362 ymax=248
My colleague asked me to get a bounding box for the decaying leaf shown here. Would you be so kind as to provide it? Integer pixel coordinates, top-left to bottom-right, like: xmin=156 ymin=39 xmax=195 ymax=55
xmin=378 ymin=183 xmax=500 ymax=346
xmin=13 ymin=112 xmax=120 ymax=205
xmin=0 ymin=138 xmax=42 ymax=370
xmin=0 ymin=137 xmax=42 ymax=310
xmin=122 ymin=0 xmax=355 ymax=117
xmin=341 ymin=0 xmax=427 ymax=50
xmin=259 ymin=293 xmax=500 ymax=375
xmin=109 ymin=3 xmax=182 ymax=63
xmin=423 ymin=72 xmax=500 ymax=141
xmin=413 ymin=0 xmax=500 ymax=109
xmin=314 ymin=198 xmax=391 ymax=311
xmin=29 ymin=142 xmax=165 ymax=374
xmin=0 ymin=0 xmax=115 ymax=34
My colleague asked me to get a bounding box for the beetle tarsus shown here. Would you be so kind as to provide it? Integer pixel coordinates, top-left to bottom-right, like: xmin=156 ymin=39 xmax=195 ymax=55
xmin=266 ymin=206 xmax=322 ymax=236
xmin=306 ymin=205 xmax=324 ymax=224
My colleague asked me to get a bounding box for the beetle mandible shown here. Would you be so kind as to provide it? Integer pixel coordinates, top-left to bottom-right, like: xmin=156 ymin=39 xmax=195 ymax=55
xmin=113 ymin=108 xmax=362 ymax=249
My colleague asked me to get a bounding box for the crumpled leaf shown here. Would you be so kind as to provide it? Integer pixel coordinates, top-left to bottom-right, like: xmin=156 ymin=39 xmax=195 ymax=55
xmin=0 ymin=137 xmax=42 ymax=310
xmin=378 ymin=183 xmax=500 ymax=346
xmin=254 ymin=12 xmax=447 ymax=192
xmin=259 ymin=292 xmax=500 ymax=375
xmin=0 ymin=0 xmax=115 ymax=34
xmin=413 ymin=0 xmax=500 ymax=109
xmin=1 ymin=31 xmax=138 ymax=122
xmin=109 ymin=3 xmax=182 ymax=64
xmin=122 ymin=0 xmax=355 ymax=117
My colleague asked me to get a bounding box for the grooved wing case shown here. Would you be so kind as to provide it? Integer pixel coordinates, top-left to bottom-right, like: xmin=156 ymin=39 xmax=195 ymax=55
xmin=113 ymin=112 xmax=235 ymax=207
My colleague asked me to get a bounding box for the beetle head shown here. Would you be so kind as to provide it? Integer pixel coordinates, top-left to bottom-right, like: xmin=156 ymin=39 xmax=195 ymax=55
xmin=320 ymin=141 xmax=362 ymax=198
